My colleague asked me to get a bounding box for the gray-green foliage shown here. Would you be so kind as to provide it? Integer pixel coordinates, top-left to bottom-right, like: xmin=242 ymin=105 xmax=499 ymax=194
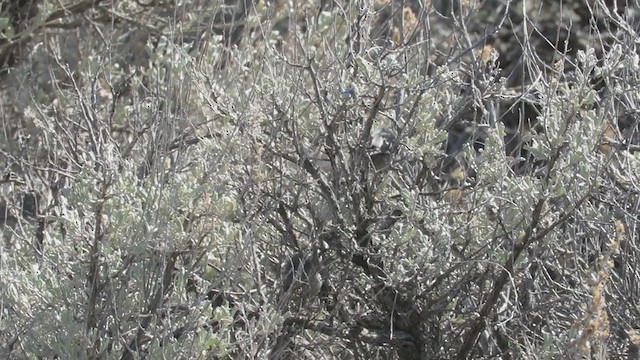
xmin=1 ymin=0 xmax=640 ymax=359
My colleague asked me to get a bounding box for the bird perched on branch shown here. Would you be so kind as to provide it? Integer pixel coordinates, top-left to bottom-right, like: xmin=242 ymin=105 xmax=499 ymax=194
xmin=368 ymin=128 xmax=396 ymax=171
xmin=278 ymin=247 xmax=326 ymax=309
xmin=312 ymin=127 xmax=397 ymax=173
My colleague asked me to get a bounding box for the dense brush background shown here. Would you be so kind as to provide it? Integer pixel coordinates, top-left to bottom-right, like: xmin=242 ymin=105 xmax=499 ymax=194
xmin=1 ymin=0 xmax=640 ymax=358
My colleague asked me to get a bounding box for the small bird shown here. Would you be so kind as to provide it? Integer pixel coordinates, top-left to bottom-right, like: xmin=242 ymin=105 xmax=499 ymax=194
xmin=368 ymin=128 xmax=396 ymax=170
xmin=311 ymin=127 xmax=397 ymax=175
xmin=278 ymin=248 xmax=324 ymax=308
